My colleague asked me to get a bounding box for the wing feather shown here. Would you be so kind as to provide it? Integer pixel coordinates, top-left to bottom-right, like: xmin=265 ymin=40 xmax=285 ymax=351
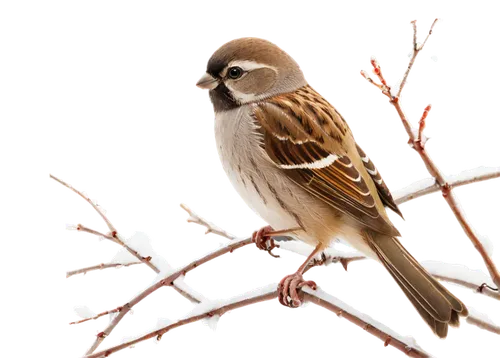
xmin=253 ymin=85 xmax=399 ymax=236
xmin=356 ymin=144 xmax=403 ymax=218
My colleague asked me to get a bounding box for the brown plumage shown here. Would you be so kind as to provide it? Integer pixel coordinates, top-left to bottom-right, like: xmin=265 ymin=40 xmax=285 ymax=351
xmin=198 ymin=37 xmax=468 ymax=337
xmin=253 ymin=86 xmax=467 ymax=336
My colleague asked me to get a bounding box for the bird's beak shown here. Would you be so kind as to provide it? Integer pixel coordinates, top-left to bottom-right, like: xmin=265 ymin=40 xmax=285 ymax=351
xmin=196 ymin=73 xmax=218 ymax=90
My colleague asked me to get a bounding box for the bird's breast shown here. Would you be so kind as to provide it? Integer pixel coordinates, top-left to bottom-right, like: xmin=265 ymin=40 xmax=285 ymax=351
xmin=213 ymin=105 xmax=330 ymax=246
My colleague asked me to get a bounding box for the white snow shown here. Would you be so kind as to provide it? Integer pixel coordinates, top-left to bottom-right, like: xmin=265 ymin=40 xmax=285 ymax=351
xmin=422 ymin=260 xmax=495 ymax=287
xmin=73 ymin=305 xmax=95 ymax=319
xmin=467 ymin=307 xmax=497 ymax=327
xmin=393 ymin=177 xmax=435 ymax=203
xmin=303 ymin=287 xmax=428 ymax=354
xmin=173 ymin=276 xmax=207 ymax=303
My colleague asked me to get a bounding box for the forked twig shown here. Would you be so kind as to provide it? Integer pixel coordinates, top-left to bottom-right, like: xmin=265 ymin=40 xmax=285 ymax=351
xmin=361 ymin=20 xmax=500 ymax=290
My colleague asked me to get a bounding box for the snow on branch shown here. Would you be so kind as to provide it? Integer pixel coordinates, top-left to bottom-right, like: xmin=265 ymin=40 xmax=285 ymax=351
xmin=86 ymin=281 xmax=499 ymax=358
xmin=47 ymin=172 xmax=217 ymax=353
xmin=84 ymin=285 xmax=430 ymax=358
xmin=47 ymin=172 xmax=160 ymax=272
xmin=279 ymin=241 xmax=500 ymax=302
xmin=56 ymin=20 xmax=500 ymax=358
xmin=393 ymin=166 xmax=500 ymax=205
xmin=360 ymin=19 xmax=500 ymax=290
xmin=83 ymin=236 xmax=253 ymax=355
xmin=81 ymin=197 xmax=499 ymax=358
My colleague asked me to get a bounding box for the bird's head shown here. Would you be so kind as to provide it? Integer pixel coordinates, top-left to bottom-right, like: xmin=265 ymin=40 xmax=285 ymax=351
xmin=197 ymin=38 xmax=306 ymax=112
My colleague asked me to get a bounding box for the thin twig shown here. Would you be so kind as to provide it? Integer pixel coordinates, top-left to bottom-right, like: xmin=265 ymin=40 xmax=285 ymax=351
xmin=180 ymin=203 xmax=241 ymax=240
xmin=442 ymin=192 xmax=500 ymax=289
xmin=51 ymin=174 xmax=202 ymax=351
xmin=75 ymin=225 xmax=117 ymax=242
xmin=66 ymin=262 xmax=143 ymax=278
xmin=361 ymin=20 xmax=500 ymax=289
xmin=70 ymin=307 xmax=123 ymax=325
xmin=396 ymin=19 xmax=439 ymax=98
xmin=84 ymin=237 xmax=252 ymax=354
xmin=51 ymin=175 xmax=161 ymax=274
xmin=431 ymin=274 xmax=500 ymax=301
xmin=394 ymin=166 xmax=500 ymax=204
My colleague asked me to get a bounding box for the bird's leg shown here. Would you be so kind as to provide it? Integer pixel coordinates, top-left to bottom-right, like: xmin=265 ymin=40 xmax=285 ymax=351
xmin=278 ymin=244 xmax=322 ymax=308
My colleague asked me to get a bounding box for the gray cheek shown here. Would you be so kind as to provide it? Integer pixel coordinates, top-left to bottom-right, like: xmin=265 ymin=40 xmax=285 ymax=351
xmin=230 ymin=68 xmax=277 ymax=95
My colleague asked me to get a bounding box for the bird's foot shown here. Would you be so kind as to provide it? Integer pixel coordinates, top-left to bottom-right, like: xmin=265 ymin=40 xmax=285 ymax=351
xmin=310 ymin=252 xmax=328 ymax=268
xmin=251 ymin=225 xmax=280 ymax=258
xmin=278 ymin=272 xmax=317 ymax=308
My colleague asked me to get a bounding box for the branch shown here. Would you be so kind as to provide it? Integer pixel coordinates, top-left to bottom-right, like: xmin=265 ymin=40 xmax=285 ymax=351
xmin=280 ymin=240 xmax=500 ymax=302
xmin=74 ymin=224 xmax=116 ymax=242
xmin=467 ymin=310 xmax=500 ymax=335
xmin=303 ymin=288 xmax=430 ymax=357
xmin=82 ymin=282 xmax=499 ymax=358
xmin=66 ymin=262 xmax=143 ymax=278
xmin=184 ymin=204 xmax=499 ymax=300
xmin=180 ymin=203 xmax=241 ymax=240
xmin=361 ymin=20 xmax=500 ymax=290
xmin=47 ymin=172 xmax=212 ymax=353
xmin=84 ymin=285 xmax=430 ymax=358
xmin=83 ymin=237 xmax=252 ymax=354
xmin=51 ymin=175 xmax=162 ymax=274
xmin=396 ymin=19 xmax=438 ymax=98
xmin=85 ymin=287 xmax=276 ymax=358
xmin=443 ymin=193 xmax=500 ymax=288
xmin=394 ymin=166 xmax=500 ymax=204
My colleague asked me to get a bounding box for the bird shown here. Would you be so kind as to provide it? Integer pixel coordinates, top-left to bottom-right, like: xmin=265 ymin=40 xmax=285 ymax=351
xmin=196 ymin=37 xmax=468 ymax=338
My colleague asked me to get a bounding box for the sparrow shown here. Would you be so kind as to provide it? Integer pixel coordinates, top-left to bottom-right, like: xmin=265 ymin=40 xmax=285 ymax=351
xmin=197 ymin=38 xmax=467 ymax=338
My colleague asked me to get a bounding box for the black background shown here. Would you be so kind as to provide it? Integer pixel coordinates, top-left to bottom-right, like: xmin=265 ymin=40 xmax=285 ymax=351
xmin=33 ymin=11 xmax=500 ymax=357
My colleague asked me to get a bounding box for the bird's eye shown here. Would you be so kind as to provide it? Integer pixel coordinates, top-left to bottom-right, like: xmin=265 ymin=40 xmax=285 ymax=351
xmin=228 ymin=67 xmax=243 ymax=79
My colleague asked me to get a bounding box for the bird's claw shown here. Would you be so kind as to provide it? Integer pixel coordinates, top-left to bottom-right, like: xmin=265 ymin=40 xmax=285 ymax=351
xmin=278 ymin=273 xmax=317 ymax=308
xmin=251 ymin=225 xmax=280 ymax=258
xmin=311 ymin=252 xmax=328 ymax=268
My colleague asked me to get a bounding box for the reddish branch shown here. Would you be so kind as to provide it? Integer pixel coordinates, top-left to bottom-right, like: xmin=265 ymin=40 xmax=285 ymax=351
xmin=64 ymin=262 xmax=142 ymax=279
xmin=87 ymin=284 xmax=432 ymax=358
xmin=51 ymin=175 xmax=161 ymax=274
xmin=359 ymin=16 xmax=500 ymax=288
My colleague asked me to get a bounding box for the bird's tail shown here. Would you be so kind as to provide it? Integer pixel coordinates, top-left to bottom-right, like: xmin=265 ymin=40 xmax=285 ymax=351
xmin=364 ymin=231 xmax=468 ymax=338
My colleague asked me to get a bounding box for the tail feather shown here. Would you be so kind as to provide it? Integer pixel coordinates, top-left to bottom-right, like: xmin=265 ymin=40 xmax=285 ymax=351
xmin=365 ymin=232 xmax=468 ymax=338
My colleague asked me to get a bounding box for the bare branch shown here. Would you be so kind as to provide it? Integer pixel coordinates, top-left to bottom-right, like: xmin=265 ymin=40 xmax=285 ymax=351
xmin=51 ymin=174 xmax=203 ymax=350
xmin=466 ymin=307 xmax=500 ymax=336
xmin=394 ymin=166 xmax=500 ymax=204
xmin=441 ymin=190 xmax=500 ymax=288
xmin=423 ymin=261 xmax=500 ymax=301
xmin=361 ymin=21 xmax=500 ymax=289
xmin=397 ymin=19 xmax=439 ymax=98
xmin=84 ymin=237 xmax=252 ymax=354
xmin=85 ymin=288 xmax=277 ymax=358
xmin=303 ymin=249 xmax=500 ymax=300
xmin=70 ymin=307 xmax=123 ymax=325
xmin=51 ymin=175 xmax=161 ymax=274
xmin=84 ymin=285 xmax=430 ymax=358
xmin=66 ymin=262 xmax=143 ymax=278
xmin=86 ymin=282 xmax=498 ymax=358
xmin=180 ymin=203 xmax=241 ymax=240
xmin=75 ymin=224 xmax=116 ymax=241
xmin=303 ymin=288 xmax=430 ymax=357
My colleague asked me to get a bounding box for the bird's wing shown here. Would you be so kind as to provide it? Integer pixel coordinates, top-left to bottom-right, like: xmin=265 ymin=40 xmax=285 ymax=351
xmin=253 ymin=85 xmax=399 ymax=236
xmin=355 ymin=144 xmax=403 ymax=218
